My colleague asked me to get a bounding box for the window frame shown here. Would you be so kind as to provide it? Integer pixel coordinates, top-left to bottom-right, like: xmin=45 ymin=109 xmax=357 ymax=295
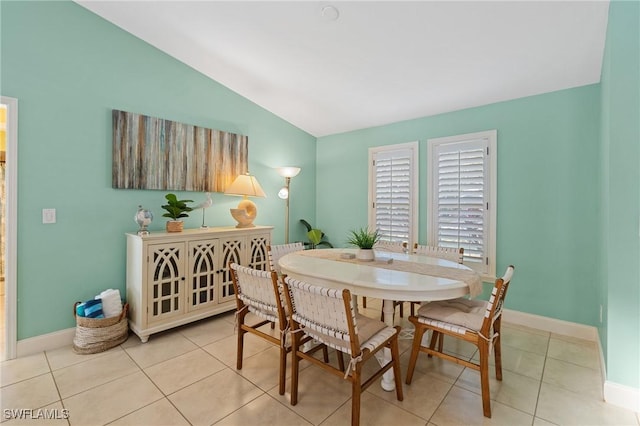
xmin=427 ymin=130 xmax=497 ymax=280
xmin=368 ymin=141 xmax=419 ymax=248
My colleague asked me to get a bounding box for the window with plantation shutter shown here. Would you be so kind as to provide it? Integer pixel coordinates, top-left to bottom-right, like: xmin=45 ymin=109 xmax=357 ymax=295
xmin=427 ymin=130 xmax=496 ymax=278
xmin=368 ymin=142 xmax=418 ymax=247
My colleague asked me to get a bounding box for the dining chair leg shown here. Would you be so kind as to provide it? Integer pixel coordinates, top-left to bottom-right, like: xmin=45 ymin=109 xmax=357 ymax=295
xmin=390 ymin=335 xmax=404 ymax=401
xmin=405 ymin=325 xmax=426 ymax=384
xmin=290 ymin=337 xmax=301 ymax=406
xmin=322 ymin=345 xmax=329 ymax=363
xmin=337 ymin=350 xmax=345 ymax=372
xmin=351 ymin=365 xmax=362 ymax=426
xmin=236 ymin=322 xmax=246 ymax=370
xmin=278 ymin=347 xmax=287 ymax=395
xmin=427 ymin=330 xmax=439 ymax=358
xmin=479 ymin=340 xmax=492 ymax=418
xmin=493 ymin=319 xmax=503 ymax=381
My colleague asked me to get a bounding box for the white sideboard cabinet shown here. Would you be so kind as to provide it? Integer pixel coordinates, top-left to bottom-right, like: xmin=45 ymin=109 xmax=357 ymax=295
xmin=126 ymin=226 xmax=272 ymax=342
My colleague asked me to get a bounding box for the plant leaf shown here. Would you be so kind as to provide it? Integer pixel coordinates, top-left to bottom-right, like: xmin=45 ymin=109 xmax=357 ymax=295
xmin=300 ymin=219 xmax=312 ymax=232
xmin=308 ymin=229 xmax=323 ymax=245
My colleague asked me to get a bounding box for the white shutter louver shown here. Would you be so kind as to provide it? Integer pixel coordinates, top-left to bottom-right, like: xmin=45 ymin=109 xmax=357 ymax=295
xmin=369 ymin=143 xmax=417 ymax=247
xmin=374 ymin=150 xmax=412 ymax=242
xmin=435 ymin=141 xmax=487 ymax=264
xmin=428 ymin=130 xmax=496 ymax=278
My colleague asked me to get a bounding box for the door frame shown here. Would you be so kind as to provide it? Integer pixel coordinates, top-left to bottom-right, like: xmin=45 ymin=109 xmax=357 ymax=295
xmin=2 ymin=96 xmax=18 ymax=361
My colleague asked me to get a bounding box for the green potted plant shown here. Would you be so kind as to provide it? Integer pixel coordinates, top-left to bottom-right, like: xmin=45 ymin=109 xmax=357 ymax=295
xmin=347 ymin=227 xmax=381 ymax=261
xmin=161 ymin=193 xmax=193 ymax=232
xmin=300 ymin=219 xmax=333 ymax=249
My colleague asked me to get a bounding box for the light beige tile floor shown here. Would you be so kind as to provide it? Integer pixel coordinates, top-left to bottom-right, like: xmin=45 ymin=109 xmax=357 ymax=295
xmin=1 ymin=299 xmax=639 ymax=426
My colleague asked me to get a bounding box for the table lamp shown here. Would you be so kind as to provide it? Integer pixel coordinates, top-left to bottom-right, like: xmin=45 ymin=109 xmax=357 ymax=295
xmin=224 ymin=173 xmax=266 ymax=228
xmin=276 ymin=166 xmax=301 ymax=243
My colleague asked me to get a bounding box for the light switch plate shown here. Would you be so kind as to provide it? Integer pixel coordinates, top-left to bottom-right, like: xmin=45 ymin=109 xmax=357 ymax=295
xmin=42 ymin=208 xmax=56 ymax=224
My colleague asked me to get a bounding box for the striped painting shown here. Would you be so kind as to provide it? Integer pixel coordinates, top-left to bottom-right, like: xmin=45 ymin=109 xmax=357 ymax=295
xmin=112 ymin=110 xmax=248 ymax=192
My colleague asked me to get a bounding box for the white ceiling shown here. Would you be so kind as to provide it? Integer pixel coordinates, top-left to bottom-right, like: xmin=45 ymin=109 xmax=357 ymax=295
xmin=76 ymin=1 xmax=610 ymax=137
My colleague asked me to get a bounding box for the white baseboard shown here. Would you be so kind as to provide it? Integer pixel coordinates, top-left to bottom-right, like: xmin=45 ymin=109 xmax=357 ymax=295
xmin=16 ymin=327 xmax=76 ymax=358
xmin=604 ymin=381 xmax=640 ymax=413
xmin=504 ymin=308 xmax=639 ymax=413
xmin=502 ymin=308 xmax=598 ymax=341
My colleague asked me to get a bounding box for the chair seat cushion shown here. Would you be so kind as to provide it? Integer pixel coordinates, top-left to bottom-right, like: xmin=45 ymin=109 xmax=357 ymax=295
xmin=417 ymin=298 xmax=487 ymax=331
xmin=356 ymin=315 xmax=397 ymax=354
xmin=355 ymin=314 xmax=388 ymax=344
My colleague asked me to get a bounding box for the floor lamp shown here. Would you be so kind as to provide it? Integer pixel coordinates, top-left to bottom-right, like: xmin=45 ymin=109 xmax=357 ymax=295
xmin=276 ymin=167 xmax=301 ymax=243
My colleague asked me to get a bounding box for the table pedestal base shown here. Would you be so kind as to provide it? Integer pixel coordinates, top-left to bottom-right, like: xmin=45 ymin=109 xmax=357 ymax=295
xmin=379 ymin=299 xmax=397 ymax=391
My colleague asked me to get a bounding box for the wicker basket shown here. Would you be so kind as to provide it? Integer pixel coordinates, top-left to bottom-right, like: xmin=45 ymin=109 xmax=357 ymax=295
xmin=72 ymin=303 xmax=129 ymax=354
xmin=166 ymin=220 xmax=184 ymax=232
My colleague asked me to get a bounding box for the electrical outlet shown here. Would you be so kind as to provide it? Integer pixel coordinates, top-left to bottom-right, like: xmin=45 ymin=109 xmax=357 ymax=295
xmin=42 ymin=208 xmax=56 ymax=224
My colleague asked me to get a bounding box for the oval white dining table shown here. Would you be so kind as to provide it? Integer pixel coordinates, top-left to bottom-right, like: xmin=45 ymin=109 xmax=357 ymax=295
xmin=279 ymin=248 xmax=480 ymax=391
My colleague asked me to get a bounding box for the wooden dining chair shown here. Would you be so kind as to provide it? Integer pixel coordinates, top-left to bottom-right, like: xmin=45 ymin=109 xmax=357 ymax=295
xmin=268 ymin=242 xmax=305 ymax=276
xmin=409 ymin=244 xmax=465 ymax=316
xmin=229 ymin=263 xmax=328 ymax=395
xmin=366 ymin=240 xmax=408 ymax=312
xmin=405 ymin=265 xmax=515 ymax=418
xmin=374 ymin=240 xmax=408 ymax=253
xmin=282 ymin=276 xmax=404 ymax=426
xmin=413 ymin=243 xmax=464 ymax=263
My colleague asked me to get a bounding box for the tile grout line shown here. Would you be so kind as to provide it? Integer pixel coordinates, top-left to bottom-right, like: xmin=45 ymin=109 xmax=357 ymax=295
xmin=531 ymin=331 xmax=551 ymax=425
xmin=102 ymin=340 xmax=191 ymax=425
xmin=43 ymin=350 xmax=71 ymax=426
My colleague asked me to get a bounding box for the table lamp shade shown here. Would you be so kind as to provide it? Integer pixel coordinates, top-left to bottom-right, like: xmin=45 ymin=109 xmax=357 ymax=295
xmin=224 ymin=173 xmax=266 ymax=198
xmin=224 ymin=173 xmax=265 ymax=228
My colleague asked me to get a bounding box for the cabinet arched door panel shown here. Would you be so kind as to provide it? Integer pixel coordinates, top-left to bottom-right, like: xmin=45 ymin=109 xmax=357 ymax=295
xmin=147 ymin=243 xmax=185 ymax=322
xmin=188 ymin=240 xmax=219 ymax=312
xmin=220 ymin=238 xmax=244 ymax=302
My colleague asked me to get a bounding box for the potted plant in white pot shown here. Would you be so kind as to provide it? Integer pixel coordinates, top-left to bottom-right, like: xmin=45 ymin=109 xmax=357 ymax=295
xmin=347 ymin=227 xmax=380 ymax=261
xmin=161 ymin=193 xmax=193 ymax=232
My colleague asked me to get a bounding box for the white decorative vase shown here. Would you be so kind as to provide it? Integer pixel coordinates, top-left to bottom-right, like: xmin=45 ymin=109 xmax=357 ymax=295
xmin=356 ymin=248 xmax=375 ymax=262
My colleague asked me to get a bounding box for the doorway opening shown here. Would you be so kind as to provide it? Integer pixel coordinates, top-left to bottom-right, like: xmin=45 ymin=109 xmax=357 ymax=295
xmin=1 ymin=96 xmax=18 ymax=361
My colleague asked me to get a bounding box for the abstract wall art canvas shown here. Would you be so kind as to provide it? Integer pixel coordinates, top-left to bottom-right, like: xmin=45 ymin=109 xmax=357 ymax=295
xmin=112 ymin=110 xmax=248 ymax=192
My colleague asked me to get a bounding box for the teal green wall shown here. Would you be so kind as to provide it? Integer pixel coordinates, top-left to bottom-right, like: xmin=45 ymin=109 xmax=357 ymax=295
xmin=317 ymin=85 xmax=602 ymax=326
xmin=1 ymin=1 xmax=316 ymax=339
xmin=2 ymin=0 xmax=638 ymax=393
xmin=600 ymin=0 xmax=640 ymax=389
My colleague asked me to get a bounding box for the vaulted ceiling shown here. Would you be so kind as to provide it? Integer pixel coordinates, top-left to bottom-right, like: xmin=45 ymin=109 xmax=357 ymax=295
xmin=76 ymin=1 xmax=610 ymax=137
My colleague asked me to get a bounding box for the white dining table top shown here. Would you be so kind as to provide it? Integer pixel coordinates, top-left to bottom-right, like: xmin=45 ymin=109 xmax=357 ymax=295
xmin=279 ymin=248 xmax=477 ymax=302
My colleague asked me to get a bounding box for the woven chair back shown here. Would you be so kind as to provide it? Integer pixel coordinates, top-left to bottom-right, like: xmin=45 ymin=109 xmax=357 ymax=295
xmin=268 ymin=242 xmax=305 ymax=275
xmin=283 ymin=277 xmax=358 ymax=355
xmin=480 ymin=265 xmax=514 ymax=335
xmin=230 ymin=263 xmax=282 ymax=323
xmin=374 ymin=240 xmax=408 ymax=253
xmin=413 ymin=244 xmax=464 ymax=264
